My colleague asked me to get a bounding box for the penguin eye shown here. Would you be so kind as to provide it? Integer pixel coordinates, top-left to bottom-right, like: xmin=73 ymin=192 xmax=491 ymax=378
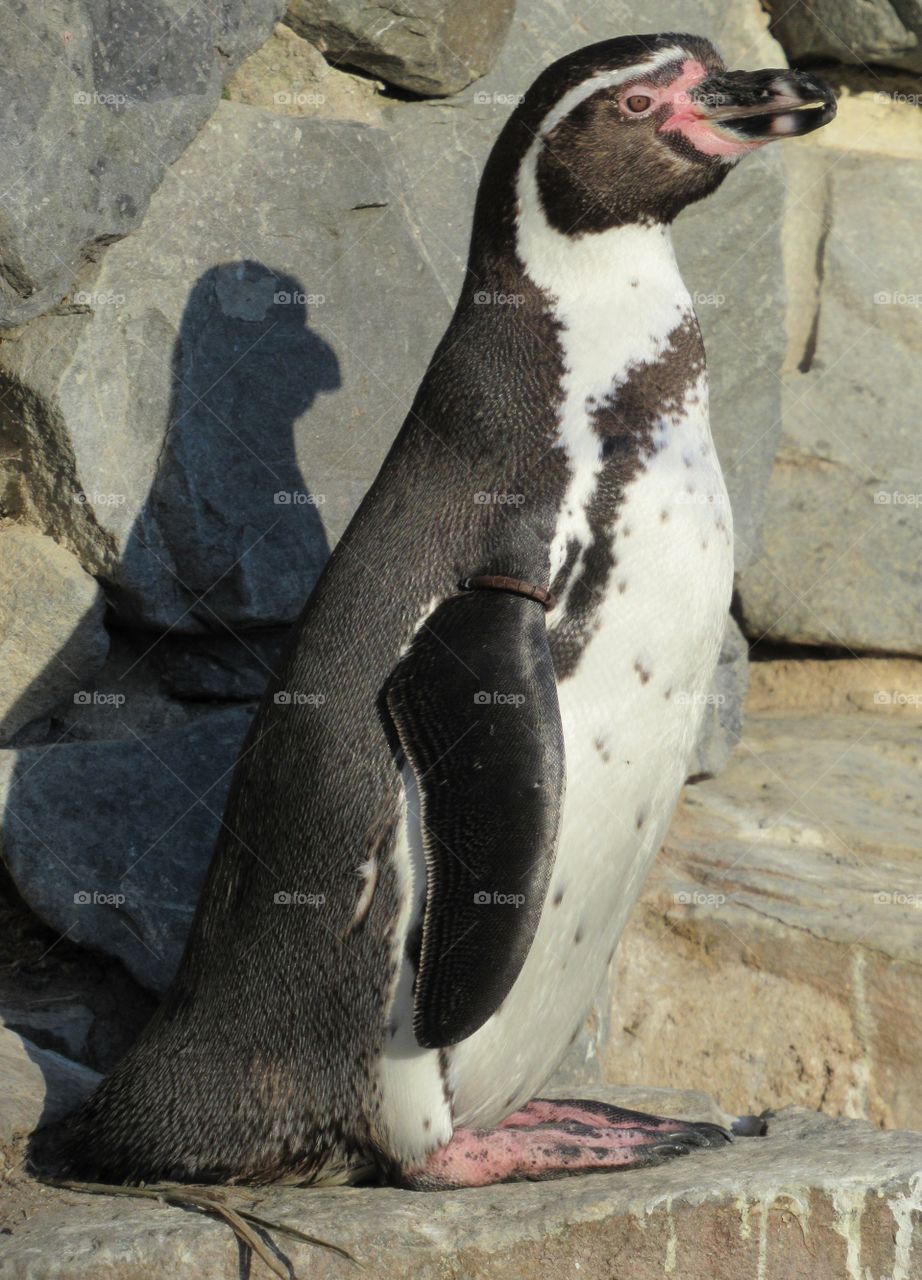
xmin=623 ymin=93 xmax=653 ymax=115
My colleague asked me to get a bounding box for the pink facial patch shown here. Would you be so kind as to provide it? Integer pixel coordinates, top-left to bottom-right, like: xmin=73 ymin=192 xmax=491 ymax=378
xmin=658 ymin=58 xmax=766 ymax=157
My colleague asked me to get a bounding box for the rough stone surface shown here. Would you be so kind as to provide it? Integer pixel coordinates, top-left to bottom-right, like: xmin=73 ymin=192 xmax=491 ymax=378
xmin=225 ymin=21 xmax=385 ymax=122
xmin=0 ymin=105 xmax=446 ymax=632
xmin=606 ymin=705 xmax=922 ymax=1133
xmin=0 ymin=526 xmax=109 ymax=745
xmin=2 ymin=1094 xmax=921 ymax=1279
xmin=688 ymin=616 xmax=749 ymax=780
xmin=155 ymin=628 xmax=289 ymax=701
xmin=0 ymin=1006 xmax=94 ymax=1064
xmin=738 ymin=95 xmax=922 ymax=654
xmin=285 ymin=0 xmax=516 ymax=95
xmin=748 ymin=655 xmax=922 ymax=715
xmin=0 ymin=0 xmax=286 ymax=328
xmin=0 ymin=1026 xmax=100 ymax=1144
xmin=0 ymin=707 xmax=253 ymax=992
xmin=384 ymin=0 xmax=790 ymax=573
xmin=768 ymin=0 xmax=922 ymax=73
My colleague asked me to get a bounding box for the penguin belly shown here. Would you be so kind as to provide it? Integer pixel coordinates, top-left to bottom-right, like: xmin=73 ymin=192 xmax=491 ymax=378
xmin=374 ymin=388 xmax=733 ymax=1163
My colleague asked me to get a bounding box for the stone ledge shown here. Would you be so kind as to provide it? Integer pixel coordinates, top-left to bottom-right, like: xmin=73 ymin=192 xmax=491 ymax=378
xmin=2 ymin=1088 xmax=920 ymax=1280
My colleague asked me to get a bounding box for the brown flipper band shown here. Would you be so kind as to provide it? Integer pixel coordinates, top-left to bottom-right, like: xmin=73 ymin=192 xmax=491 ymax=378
xmin=462 ymin=575 xmax=557 ymax=611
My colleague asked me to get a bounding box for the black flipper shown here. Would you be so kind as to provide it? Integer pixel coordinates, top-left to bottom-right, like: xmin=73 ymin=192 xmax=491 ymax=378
xmin=385 ymin=590 xmax=565 ymax=1050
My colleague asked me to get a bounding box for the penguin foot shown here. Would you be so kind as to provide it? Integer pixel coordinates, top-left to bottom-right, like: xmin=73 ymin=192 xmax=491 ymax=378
xmin=396 ymin=1097 xmax=731 ymax=1190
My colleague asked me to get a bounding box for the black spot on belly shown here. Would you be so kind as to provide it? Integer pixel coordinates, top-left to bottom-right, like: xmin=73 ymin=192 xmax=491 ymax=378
xmin=634 ymin=660 xmax=652 ymax=684
xmin=574 ymin=926 xmax=584 ymax=945
xmin=607 ymin=947 xmax=616 ymax=965
xmin=594 ymin=736 xmax=611 ymax=762
xmin=660 ymin=509 xmax=670 ymax=522
xmin=553 ymin=888 xmax=565 ymax=906
xmin=635 ymin=808 xmax=647 ymax=830
xmin=423 ymin=1117 xmax=432 ymax=1131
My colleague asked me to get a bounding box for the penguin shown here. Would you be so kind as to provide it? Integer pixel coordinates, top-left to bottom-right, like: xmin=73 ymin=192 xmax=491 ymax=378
xmin=43 ymin=33 xmax=835 ymax=1190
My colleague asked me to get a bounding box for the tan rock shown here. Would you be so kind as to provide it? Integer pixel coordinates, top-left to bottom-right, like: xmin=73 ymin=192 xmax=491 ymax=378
xmin=605 ymin=711 xmax=922 ymax=1131
xmin=747 ymin=657 xmax=922 ymax=715
xmin=224 ymin=23 xmax=384 ymax=123
xmin=0 ymin=525 xmax=109 ymax=742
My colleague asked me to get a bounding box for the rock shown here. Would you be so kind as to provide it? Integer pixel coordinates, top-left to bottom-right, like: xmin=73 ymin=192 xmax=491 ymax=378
xmin=0 ymin=707 xmax=253 ymax=992
xmin=0 ymin=526 xmax=109 ymax=745
xmin=688 ymin=616 xmax=749 ymax=780
xmin=738 ymin=97 xmax=922 ymax=654
xmin=156 ymin=629 xmax=290 ymax=701
xmin=0 ymin=0 xmax=286 ymax=328
xmin=0 ymin=1006 xmax=94 ymax=1064
xmin=0 ymin=104 xmax=446 ymax=631
xmin=0 ymin=1026 xmax=100 ymax=1144
xmin=3 ymin=1094 xmax=921 ymax=1278
xmin=748 ymin=656 xmax=922 ymax=715
xmin=767 ymin=0 xmax=922 ymax=74
xmin=284 ymin=0 xmax=515 ymax=96
xmin=225 ymin=22 xmax=385 ymax=122
xmin=606 ymin=707 xmax=922 ymax=1133
xmin=384 ymin=0 xmax=790 ymax=571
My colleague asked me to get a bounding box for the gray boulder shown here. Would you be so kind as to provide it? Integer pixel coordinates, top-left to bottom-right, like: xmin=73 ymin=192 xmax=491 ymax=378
xmin=738 ymin=146 xmax=922 ymax=654
xmin=0 ymin=0 xmax=287 ymax=328
xmin=0 ymin=1026 xmax=100 ymax=1144
xmin=769 ymin=0 xmax=922 ymax=73
xmin=0 ymin=526 xmax=109 ymax=745
xmin=0 ymin=707 xmax=253 ymax=992
xmin=285 ymin=0 xmax=515 ymax=95
xmin=0 ymin=105 xmax=447 ymax=631
xmin=688 ymin=616 xmax=749 ymax=781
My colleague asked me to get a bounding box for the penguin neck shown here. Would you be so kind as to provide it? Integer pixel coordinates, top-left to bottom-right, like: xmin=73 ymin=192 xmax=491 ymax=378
xmin=511 ymin=138 xmax=690 ymax=323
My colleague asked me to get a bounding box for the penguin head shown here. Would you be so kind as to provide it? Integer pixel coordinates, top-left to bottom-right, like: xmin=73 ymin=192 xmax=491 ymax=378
xmin=476 ymin=34 xmax=835 ymax=245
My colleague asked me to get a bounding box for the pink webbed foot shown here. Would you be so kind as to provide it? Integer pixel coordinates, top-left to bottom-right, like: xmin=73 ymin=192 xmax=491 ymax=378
xmin=397 ymin=1097 xmax=732 ymax=1190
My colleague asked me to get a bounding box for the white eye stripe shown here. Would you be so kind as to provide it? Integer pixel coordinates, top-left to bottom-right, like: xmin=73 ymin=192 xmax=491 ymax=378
xmin=536 ymin=46 xmax=684 ymax=139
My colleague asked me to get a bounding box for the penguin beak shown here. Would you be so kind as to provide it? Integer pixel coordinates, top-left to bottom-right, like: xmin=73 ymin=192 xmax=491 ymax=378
xmin=661 ymin=68 xmax=836 ymax=155
xmin=688 ymin=68 xmax=836 ymax=142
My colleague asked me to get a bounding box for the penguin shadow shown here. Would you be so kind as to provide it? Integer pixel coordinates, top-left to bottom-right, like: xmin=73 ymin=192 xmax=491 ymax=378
xmin=3 ymin=261 xmax=339 ymax=1021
